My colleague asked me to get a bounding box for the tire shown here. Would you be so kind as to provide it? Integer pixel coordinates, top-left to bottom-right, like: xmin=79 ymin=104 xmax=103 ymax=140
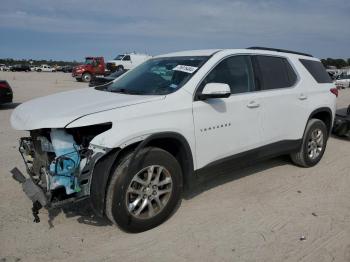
xmin=116 ymin=65 xmax=124 ymax=71
xmin=105 ymin=147 xmax=183 ymax=233
xmin=82 ymin=72 xmax=92 ymax=82
xmin=37 ymin=69 xmax=42 ymax=72
xmin=290 ymin=119 xmax=328 ymax=167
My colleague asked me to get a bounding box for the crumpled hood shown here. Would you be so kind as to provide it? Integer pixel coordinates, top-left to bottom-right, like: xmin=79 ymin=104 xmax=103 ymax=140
xmin=11 ymin=87 xmax=164 ymax=130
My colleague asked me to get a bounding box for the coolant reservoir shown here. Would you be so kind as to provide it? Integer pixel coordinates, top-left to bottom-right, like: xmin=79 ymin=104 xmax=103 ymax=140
xmin=49 ymin=129 xmax=80 ymax=194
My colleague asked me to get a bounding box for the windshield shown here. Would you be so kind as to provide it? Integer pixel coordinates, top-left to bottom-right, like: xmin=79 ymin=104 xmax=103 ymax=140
xmin=102 ymin=56 xmax=208 ymax=95
xmin=114 ymin=55 xmax=125 ymax=60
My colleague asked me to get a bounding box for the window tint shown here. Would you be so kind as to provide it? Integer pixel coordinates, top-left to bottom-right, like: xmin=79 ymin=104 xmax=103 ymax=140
xmin=123 ymin=55 xmax=131 ymax=61
xmin=299 ymin=59 xmax=333 ymax=83
xmin=256 ymin=56 xmax=297 ymax=90
xmin=201 ymin=55 xmax=255 ymax=94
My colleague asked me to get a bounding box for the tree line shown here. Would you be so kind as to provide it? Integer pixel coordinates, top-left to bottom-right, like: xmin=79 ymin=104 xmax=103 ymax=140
xmin=0 ymin=58 xmax=81 ymax=67
xmin=321 ymin=58 xmax=350 ymax=69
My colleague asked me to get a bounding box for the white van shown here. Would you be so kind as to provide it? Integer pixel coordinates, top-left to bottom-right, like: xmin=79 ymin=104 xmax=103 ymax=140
xmin=107 ymin=53 xmax=151 ymax=71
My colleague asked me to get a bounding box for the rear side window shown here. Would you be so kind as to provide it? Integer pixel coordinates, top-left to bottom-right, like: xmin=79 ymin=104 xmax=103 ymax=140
xmin=299 ymin=59 xmax=332 ymax=83
xmin=255 ymin=56 xmax=297 ymax=90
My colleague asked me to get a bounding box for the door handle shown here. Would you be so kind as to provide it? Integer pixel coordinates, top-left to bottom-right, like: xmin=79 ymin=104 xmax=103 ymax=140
xmin=247 ymin=101 xmax=260 ymax=108
xmin=298 ymin=94 xmax=308 ymax=100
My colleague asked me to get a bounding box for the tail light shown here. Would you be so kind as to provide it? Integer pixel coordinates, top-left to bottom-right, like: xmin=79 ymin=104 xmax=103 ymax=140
xmin=330 ymin=87 xmax=338 ymax=97
xmin=0 ymin=82 xmax=9 ymax=89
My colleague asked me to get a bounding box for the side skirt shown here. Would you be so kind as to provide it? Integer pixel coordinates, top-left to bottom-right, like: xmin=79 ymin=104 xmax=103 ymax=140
xmin=194 ymin=139 xmax=302 ymax=177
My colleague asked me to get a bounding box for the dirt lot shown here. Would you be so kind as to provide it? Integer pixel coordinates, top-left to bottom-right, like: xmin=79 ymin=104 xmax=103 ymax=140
xmin=0 ymin=71 xmax=349 ymax=262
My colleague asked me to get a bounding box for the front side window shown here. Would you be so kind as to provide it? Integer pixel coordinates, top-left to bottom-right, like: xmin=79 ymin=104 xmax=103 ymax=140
xmin=114 ymin=55 xmax=125 ymax=60
xmin=200 ymin=55 xmax=255 ymax=94
xmin=101 ymin=56 xmax=208 ymax=95
xmin=123 ymin=55 xmax=131 ymax=61
xmin=255 ymin=56 xmax=297 ymax=90
xmin=85 ymin=58 xmax=94 ymax=65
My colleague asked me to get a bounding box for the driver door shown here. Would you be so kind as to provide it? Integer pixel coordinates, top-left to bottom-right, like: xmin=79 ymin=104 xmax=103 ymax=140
xmin=192 ymin=55 xmax=263 ymax=169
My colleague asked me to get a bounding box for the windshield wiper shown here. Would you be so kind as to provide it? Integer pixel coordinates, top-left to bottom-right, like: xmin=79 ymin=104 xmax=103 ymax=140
xmin=110 ymin=88 xmax=142 ymax=95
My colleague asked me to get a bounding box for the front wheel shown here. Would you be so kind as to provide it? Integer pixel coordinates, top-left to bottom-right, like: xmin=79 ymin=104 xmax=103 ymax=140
xmin=290 ymin=119 xmax=328 ymax=167
xmin=116 ymin=65 xmax=124 ymax=71
xmin=105 ymin=147 xmax=183 ymax=233
xmin=82 ymin=72 xmax=92 ymax=82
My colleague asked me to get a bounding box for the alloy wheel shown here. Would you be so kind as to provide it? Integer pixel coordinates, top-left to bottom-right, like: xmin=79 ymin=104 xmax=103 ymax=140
xmin=125 ymin=165 xmax=173 ymax=219
xmin=307 ymin=128 xmax=324 ymax=160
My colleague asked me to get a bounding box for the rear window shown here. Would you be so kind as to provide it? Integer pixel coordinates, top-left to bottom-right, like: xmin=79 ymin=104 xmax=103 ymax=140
xmin=299 ymin=59 xmax=332 ymax=83
xmin=256 ymin=56 xmax=297 ymax=90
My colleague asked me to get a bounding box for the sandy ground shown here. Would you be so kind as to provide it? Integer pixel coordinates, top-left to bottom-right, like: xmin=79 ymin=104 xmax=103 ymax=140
xmin=0 ymin=71 xmax=349 ymax=262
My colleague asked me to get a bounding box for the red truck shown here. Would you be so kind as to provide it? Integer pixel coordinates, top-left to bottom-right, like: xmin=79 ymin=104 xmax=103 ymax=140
xmin=72 ymin=57 xmax=107 ymax=82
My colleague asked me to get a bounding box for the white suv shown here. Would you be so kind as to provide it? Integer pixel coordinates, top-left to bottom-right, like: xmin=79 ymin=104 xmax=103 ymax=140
xmin=10 ymin=47 xmax=337 ymax=232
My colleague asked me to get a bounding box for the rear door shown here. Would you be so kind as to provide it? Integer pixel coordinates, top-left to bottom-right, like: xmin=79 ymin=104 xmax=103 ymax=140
xmin=192 ymin=55 xmax=263 ymax=169
xmin=252 ymin=55 xmax=307 ymax=144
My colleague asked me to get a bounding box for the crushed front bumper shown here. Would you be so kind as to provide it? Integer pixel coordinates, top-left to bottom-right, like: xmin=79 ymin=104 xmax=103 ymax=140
xmin=11 ymin=135 xmax=108 ymax=222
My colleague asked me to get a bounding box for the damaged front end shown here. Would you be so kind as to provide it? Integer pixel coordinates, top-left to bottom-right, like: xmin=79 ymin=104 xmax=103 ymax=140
xmin=11 ymin=123 xmax=112 ymax=222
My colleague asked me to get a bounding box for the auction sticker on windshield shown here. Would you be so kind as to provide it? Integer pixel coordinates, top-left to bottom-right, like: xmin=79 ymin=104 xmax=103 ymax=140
xmin=172 ymin=65 xmax=198 ymax=74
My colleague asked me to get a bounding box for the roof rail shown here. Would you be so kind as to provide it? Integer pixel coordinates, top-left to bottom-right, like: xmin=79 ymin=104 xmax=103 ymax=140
xmin=247 ymin=47 xmax=313 ymax=57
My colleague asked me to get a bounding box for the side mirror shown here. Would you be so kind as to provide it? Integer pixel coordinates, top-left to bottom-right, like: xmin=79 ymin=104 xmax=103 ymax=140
xmin=198 ymin=83 xmax=231 ymax=100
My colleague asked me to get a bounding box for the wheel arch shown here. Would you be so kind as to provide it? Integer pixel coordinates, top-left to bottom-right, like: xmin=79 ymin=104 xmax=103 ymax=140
xmin=89 ymin=132 xmax=195 ymax=217
xmin=308 ymin=107 xmax=333 ymax=135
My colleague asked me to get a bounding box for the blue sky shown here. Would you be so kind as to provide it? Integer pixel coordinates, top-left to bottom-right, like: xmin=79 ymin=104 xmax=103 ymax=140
xmin=0 ymin=0 xmax=349 ymax=61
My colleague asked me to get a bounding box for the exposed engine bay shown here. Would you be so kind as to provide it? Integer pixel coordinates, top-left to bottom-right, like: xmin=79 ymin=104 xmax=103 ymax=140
xmin=11 ymin=123 xmax=112 ymax=222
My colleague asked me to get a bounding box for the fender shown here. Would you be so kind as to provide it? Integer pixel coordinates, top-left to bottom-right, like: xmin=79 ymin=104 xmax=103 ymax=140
xmin=89 ymin=132 xmax=195 ymax=217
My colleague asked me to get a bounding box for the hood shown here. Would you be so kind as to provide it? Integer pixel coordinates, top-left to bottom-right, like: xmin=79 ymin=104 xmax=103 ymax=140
xmin=74 ymin=65 xmax=85 ymax=70
xmin=11 ymin=87 xmax=164 ymax=130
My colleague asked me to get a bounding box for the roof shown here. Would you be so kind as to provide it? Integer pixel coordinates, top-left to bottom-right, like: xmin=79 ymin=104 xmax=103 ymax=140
xmin=155 ymin=48 xmax=318 ymax=59
xmin=156 ymin=49 xmax=222 ymax=58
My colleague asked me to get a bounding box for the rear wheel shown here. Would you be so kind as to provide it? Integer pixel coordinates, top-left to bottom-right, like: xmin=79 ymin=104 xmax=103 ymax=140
xmin=290 ymin=119 xmax=328 ymax=167
xmin=105 ymin=147 xmax=183 ymax=233
xmin=82 ymin=72 xmax=92 ymax=82
xmin=116 ymin=65 xmax=124 ymax=71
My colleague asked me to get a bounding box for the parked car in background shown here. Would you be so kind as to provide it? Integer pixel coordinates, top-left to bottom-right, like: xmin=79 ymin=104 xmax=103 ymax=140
xmin=333 ymin=105 xmax=350 ymax=137
xmin=335 ymin=74 xmax=350 ymax=88
xmin=0 ymin=80 xmax=13 ymax=104
xmin=0 ymin=64 xmax=11 ymax=71
xmin=11 ymin=64 xmax=30 ymax=72
xmin=36 ymin=64 xmax=56 ymax=72
xmin=89 ymin=69 xmax=126 ymax=87
xmin=30 ymin=66 xmax=39 ymax=71
xmin=62 ymin=65 xmax=73 ymax=73
xmin=107 ymin=53 xmax=151 ymax=72
xmin=72 ymin=57 xmax=106 ymax=82
xmin=1 ymin=65 xmax=11 ymax=71
xmin=11 ymin=47 xmax=336 ymax=232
